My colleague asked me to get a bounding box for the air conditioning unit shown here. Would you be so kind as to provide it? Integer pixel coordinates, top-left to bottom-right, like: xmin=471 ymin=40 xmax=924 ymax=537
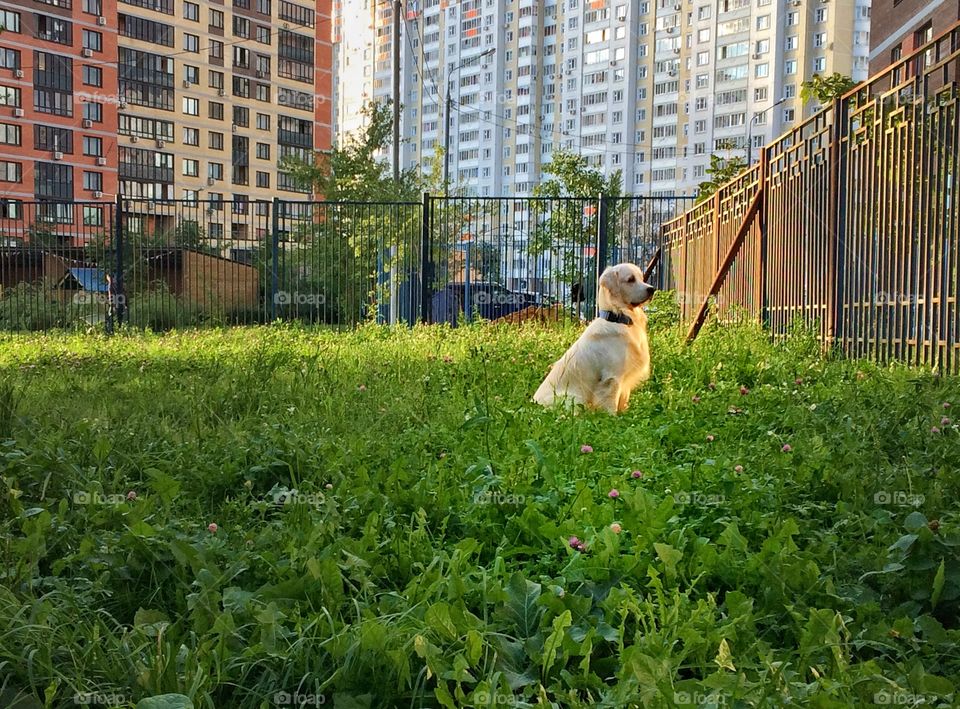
xmin=53 ymin=151 xmax=64 ymax=161
xmin=97 ymin=157 xmax=107 ymax=166
xmin=119 ymin=100 xmax=127 ymax=108
xmin=147 ymin=203 xmax=156 ymax=212
xmin=674 ymin=48 xmax=681 ymax=55
xmin=256 ymin=70 xmax=266 ymax=78
xmin=13 ymin=108 xmax=23 ymax=118
xmin=93 ymin=191 xmax=103 ymax=199
xmin=82 ymin=48 xmax=93 ymax=58
xmin=218 ymin=88 xmax=226 ymax=97
xmin=752 ymin=53 xmax=762 ymax=59
xmin=183 ymin=80 xmax=192 ymax=88
xmin=82 ymin=119 xmax=93 ymax=128
xmin=666 ymin=27 xmax=675 ymax=34
xmin=14 ymin=69 xmax=24 ymax=78
xmin=231 ymin=124 xmax=238 ymax=132
xmin=674 ymin=3 xmax=681 ymax=9
xmin=156 ymin=139 xmax=165 ymax=148
xmin=98 ymin=16 xmax=107 ymax=26
xmin=207 ymin=177 xmax=215 ymax=186
xmin=130 ymin=135 xmax=139 ymax=143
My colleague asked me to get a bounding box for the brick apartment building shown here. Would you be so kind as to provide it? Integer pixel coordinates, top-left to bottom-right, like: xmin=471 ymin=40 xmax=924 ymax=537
xmin=0 ymin=0 xmax=333 ymax=246
xmin=869 ymin=0 xmax=960 ymax=74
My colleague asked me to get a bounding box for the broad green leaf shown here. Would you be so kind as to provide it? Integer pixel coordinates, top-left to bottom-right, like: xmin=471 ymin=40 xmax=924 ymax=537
xmin=541 ymin=609 xmax=572 ymax=677
xmin=904 ymin=511 xmax=928 ymax=532
xmin=715 ymin=638 xmax=736 ymax=671
xmin=654 ymin=542 xmax=683 ymax=581
xmin=931 ymin=559 xmax=946 ymax=609
xmin=502 ymin=573 xmax=543 ymax=638
xmin=425 ymin=602 xmax=459 ymax=642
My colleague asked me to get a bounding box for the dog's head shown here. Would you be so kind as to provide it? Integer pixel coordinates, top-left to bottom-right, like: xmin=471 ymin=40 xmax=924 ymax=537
xmin=598 ymin=263 xmax=657 ymax=312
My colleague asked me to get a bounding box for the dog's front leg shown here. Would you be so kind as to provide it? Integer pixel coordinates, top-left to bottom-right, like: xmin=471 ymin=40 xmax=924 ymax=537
xmin=617 ymin=389 xmax=631 ymax=412
xmin=594 ymin=376 xmax=621 ymax=414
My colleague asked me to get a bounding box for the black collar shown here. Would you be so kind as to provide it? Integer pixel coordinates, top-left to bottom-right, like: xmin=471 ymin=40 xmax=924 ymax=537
xmin=599 ymin=309 xmax=633 ymax=326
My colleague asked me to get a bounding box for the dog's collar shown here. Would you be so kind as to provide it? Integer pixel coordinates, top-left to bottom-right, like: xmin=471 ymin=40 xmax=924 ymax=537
xmin=599 ymin=309 xmax=633 ymax=326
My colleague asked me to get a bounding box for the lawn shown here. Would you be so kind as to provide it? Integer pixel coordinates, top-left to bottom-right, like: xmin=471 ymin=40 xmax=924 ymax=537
xmin=0 ymin=307 xmax=958 ymax=708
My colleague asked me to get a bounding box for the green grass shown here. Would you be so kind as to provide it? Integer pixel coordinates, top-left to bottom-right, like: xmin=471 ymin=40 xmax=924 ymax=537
xmin=0 ymin=307 xmax=958 ymax=708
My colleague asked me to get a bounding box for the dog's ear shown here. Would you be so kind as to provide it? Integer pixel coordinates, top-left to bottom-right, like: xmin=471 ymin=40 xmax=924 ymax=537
xmin=599 ymin=266 xmax=619 ymax=295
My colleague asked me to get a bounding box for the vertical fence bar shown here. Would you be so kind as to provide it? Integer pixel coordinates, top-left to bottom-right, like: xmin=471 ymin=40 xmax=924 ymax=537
xmin=595 ymin=194 xmax=608 ymax=317
xmin=420 ymin=192 xmax=432 ymax=324
xmin=271 ymin=198 xmax=280 ymax=322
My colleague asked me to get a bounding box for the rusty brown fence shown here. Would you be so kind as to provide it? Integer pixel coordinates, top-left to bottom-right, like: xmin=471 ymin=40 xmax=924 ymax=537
xmin=661 ymin=21 xmax=960 ymax=373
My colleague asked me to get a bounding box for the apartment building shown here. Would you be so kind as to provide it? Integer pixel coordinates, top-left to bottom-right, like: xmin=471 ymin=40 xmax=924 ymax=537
xmin=339 ymin=0 xmax=871 ymax=199
xmin=0 ymin=0 xmax=120 ymax=231
xmin=0 ymin=0 xmax=333 ymax=245
xmin=115 ymin=0 xmax=333 ymax=245
xmin=869 ymin=0 xmax=959 ymax=75
xmin=333 ymin=0 xmax=376 ymax=137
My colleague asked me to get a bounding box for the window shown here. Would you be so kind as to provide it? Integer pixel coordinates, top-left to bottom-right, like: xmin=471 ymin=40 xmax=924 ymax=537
xmin=83 ymin=136 xmax=102 ymax=156
xmin=813 ymin=57 xmax=826 ymax=73
xmin=209 ymin=71 xmax=224 ymax=89
xmin=184 ymin=34 xmax=199 ymax=52
xmin=209 ymin=102 xmax=224 ymax=120
xmin=697 ymin=51 xmax=709 ymax=66
xmin=34 ymin=125 xmax=71 ymax=152
xmin=756 ymin=15 xmax=769 ymax=30
xmin=36 ymin=163 xmax=74 ymax=204
xmin=786 ymin=12 xmax=798 ymax=26
xmin=814 ymin=32 xmax=827 ymax=48
xmin=83 ymin=0 xmax=102 ymax=12
xmin=698 ymin=28 xmax=710 ymax=43
xmin=184 ymin=65 xmax=200 ymax=84
xmin=82 ymin=66 xmax=102 ymax=86
xmin=0 ymin=11 xmax=20 ymax=34
xmin=183 ymin=159 xmax=199 ymax=177
xmin=255 ymin=84 xmax=270 ymax=102
xmin=784 ymin=108 xmax=795 ymax=122
xmin=183 ymin=127 xmax=199 ymax=145
xmin=785 ymin=60 xmax=797 ymax=75
xmin=784 ymin=84 xmax=796 ymax=99
xmin=119 ymin=14 xmax=173 ymax=46
xmin=785 ymin=36 xmax=798 ymax=51
xmin=754 ymin=87 xmax=768 ymax=101
xmin=256 ymin=171 xmax=270 ymax=188
xmin=210 ymin=9 xmax=224 ymax=29
xmin=697 ymin=5 xmax=710 ymax=20
xmin=82 ymin=30 xmax=102 ymax=52
xmin=0 ymin=49 xmax=20 ymax=71
xmin=209 ymin=40 xmax=224 ymax=62
xmin=0 ymin=161 xmax=21 ymax=183
xmin=233 ymin=16 xmax=250 ymax=38
xmin=82 ymin=101 xmax=102 ymax=122
xmin=0 ymin=87 xmax=20 ymax=107
xmin=183 ymin=97 xmax=199 ymax=115
xmin=256 ymin=26 xmax=271 ymax=44
xmin=83 ymin=171 xmax=102 ymax=191
xmin=209 ymin=132 xmax=224 ymax=150
xmin=279 ymin=1 xmax=316 ymax=27
xmin=208 ymin=162 xmax=223 ymax=180
xmin=184 ymin=1 xmax=199 ymax=20
xmin=814 ymin=7 xmax=827 ymax=23
xmin=234 ymin=106 xmax=249 ymax=127
xmin=256 ymin=113 xmax=270 ymax=130
xmin=256 ymin=143 xmax=270 ymax=160
xmin=755 ymin=63 xmax=768 ymax=78
xmin=36 ymin=14 xmax=73 ymax=45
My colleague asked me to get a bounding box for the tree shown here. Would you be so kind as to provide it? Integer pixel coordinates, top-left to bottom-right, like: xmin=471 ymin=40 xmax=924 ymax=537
xmin=801 ymin=73 xmax=858 ymax=105
xmin=695 ymin=154 xmax=747 ymax=204
xmin=527 ymin=150 xmax=624 ymax=302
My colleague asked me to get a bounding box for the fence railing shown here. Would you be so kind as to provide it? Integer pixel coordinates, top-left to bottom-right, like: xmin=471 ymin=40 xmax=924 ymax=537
xmin=661 ymin=19 xmax=960 ymax=373
xmin=0 ymin=194 xmax=692 ymax=332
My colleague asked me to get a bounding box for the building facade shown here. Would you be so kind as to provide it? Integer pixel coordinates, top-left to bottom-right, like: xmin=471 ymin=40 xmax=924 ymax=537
xmin=0 ymin=0 xmax=333 ymax=245
xmin=337 ymin=0 xmax=872 ymax=199
xmin=869 ymin=0 xmax=959 ymax=75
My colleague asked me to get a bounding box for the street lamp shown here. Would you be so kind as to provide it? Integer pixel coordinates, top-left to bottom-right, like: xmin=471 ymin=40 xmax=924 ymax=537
xmin=444 ymin=48 xmax=495 ymax=196
xmin=746 ymin=96 xmax=788 ymax=166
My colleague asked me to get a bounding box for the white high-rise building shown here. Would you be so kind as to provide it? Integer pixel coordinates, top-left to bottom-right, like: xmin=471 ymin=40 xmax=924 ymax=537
xmin=334 ymin=0 xmax=872 ymax=198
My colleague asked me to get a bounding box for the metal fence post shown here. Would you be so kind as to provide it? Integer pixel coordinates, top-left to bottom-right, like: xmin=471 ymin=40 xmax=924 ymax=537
xmin=594 ymin=193 xmax=609 ymax=317
xmin=828 ymin=97 xmax=849 ymax=352
xmin=420 ymin=191 xmax=433 ymax=324
xmin=271 ymin=198 xmax=280 ymax=322
xmin=112 ymin=194 xmax=124 ymax=334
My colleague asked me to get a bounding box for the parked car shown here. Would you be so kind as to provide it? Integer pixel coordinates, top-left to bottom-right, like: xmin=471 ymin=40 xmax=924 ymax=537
xmin=431 ymin=282 xmax=552 ymax=325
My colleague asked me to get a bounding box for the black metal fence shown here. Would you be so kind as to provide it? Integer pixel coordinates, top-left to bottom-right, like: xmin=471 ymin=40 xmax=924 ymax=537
xmin=0 ymin=194 xmax=692 ymax=331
